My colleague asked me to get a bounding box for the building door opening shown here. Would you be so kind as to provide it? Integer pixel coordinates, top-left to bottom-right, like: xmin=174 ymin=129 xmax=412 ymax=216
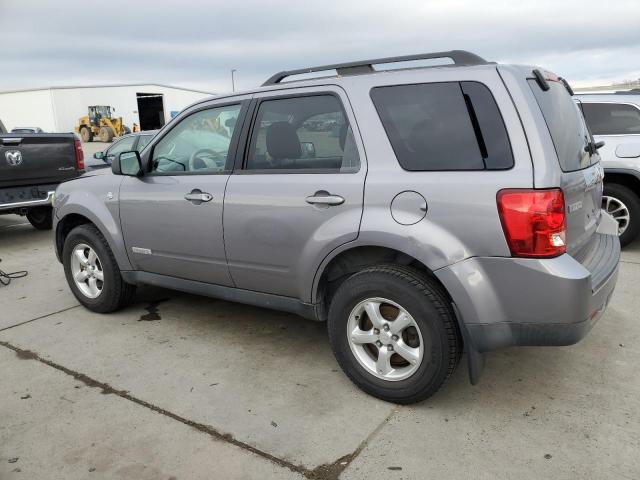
xmin=136 ymin=93 xmax=165 ymax=130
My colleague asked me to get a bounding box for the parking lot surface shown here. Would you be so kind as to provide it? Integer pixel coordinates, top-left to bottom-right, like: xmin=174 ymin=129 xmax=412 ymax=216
xmin=1 ymin=213 xmax=639 ymax=479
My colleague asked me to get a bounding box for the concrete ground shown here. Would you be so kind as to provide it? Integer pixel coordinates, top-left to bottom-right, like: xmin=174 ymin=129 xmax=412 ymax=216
xmin=0 ymin=213 xmax=639 ymax=479
xmin=81 ymin=141 xmax=110 ymax=157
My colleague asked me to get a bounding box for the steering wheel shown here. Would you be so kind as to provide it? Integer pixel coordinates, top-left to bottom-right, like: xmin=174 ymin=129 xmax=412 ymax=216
xmin=189 ymin=148 xmax=224 ymax=171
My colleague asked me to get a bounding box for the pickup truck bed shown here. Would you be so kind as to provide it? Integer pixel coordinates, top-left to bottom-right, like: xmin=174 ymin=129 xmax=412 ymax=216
xmin=0 ymin=133 xmax=84 ymax=229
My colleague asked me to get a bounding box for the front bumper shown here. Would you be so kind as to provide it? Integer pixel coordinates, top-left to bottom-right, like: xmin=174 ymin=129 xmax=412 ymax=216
xmin=436 ymin=232 xmax=620 ymax=352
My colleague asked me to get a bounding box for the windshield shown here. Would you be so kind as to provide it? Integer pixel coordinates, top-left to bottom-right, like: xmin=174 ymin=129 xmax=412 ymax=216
xmin=92 ymin=106 xmax=111 ymax=119
xmin=528 ymin=80 xmax=593 ymax=172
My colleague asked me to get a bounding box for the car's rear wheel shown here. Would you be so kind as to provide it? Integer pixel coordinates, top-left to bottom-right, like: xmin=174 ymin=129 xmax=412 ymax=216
xmin=63 ymin=224 xmax=136 ymax=312
xmin=327 ymin=265 xmax=462 ymax=404
xmin=603 ymin=183 xmax=640 ymax=247
xmin=26 ymin=206 xmax=53 ymax=230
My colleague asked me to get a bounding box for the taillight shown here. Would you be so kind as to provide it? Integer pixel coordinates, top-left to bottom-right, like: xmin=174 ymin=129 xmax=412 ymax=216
xmin=74 ymin=139 xmax=85 ymax=170
xmin=497 ymin=189 xmax=566 ymax=258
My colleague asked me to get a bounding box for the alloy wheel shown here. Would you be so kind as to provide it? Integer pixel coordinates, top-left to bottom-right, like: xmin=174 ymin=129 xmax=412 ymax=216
xmin=70 ymin=243 xmax=104 ymax=298
xmin=603 ymin=195 xmax=630 ymax=235
xmin=346 ymin=297 xmax=425 ymax=381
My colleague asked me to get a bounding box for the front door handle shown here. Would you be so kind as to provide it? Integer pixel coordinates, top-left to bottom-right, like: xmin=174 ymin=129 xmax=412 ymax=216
xmin=184 ymin=189 xmax=213 ymax=205
xmin=305 ymin=191 xmax=345 ymax=206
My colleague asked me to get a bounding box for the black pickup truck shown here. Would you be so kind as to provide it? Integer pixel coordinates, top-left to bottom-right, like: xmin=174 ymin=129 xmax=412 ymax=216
xmin=0 ymin=132 xmax=84 ymax=229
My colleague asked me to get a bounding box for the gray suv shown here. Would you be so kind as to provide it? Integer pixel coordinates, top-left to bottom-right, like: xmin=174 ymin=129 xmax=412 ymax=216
xmin=53 ymin=51 xmax=620 ymax=403
xmin=575 ymin=92 xmax=640 ymax=246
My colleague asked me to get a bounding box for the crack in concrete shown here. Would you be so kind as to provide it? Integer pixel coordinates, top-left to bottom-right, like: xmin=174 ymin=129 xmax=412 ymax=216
xmin=619 ymin=259 xmax=640 ymax=266
xmin=0 ymin=339 xmax=393 ymax=480
xmin=0 ymin=304 xmax=81 ymax=333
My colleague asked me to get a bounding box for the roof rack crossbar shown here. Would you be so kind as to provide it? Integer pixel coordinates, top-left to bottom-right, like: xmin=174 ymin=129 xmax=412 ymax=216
xmin=262 ymin=50 xmax=488 ymax=86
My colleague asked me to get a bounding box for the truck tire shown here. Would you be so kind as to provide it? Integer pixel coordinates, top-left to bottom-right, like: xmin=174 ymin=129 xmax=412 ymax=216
xmin=26 ymin=207 xmax=53 ymax=230
xmin=603 ymin=183 xmax=640 ymax=247
xmin=80 ymin=127 xmax=93 ymax=142
xmin=99 ymin=126 xmax=113 ymax=143
xmin=327 ymin=264 xmax=462 ymax=404
xmin=62 ymin=224 xmax=136 ymax=313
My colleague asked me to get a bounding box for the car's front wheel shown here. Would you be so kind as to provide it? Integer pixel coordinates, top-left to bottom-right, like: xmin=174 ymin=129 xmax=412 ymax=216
xmin=327 ymin=265 xmax=462 ymax=404
xmin=63 ymin=224 xmax=136 ymax=313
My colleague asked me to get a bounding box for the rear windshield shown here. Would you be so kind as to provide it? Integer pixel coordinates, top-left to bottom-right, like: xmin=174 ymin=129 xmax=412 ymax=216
xmin=528 ymin=80 xmax=592 ymax=172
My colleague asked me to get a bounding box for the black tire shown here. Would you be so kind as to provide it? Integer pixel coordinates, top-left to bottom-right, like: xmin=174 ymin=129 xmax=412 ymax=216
xmin=99 ymin=126 xmax=113 ymax=143
xmin=80 ymin=127 xmax=93 ymax=142
xmin=62 ymin=224 xmax=136 ymax=313
xmin=327 ymin=264 xmax=462 ymax=404
xmin=26 ymin=206 xmax=53 ymax=230
xmin=604 ymin=183 xmax=640 ymax=247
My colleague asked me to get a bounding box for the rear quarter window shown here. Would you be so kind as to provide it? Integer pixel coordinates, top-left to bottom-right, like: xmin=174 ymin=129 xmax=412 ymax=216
xmin=528 ymin=80 xmax=592 ymax=172
xmin=370 ymin=82 xmax=513 ymax=171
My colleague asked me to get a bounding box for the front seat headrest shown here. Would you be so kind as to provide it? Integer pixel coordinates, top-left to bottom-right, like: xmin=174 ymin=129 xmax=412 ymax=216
xmin=266 ymin=122 xmax=301 ymax=160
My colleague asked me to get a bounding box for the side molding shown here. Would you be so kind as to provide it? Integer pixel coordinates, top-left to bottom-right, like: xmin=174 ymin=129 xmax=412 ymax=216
xmin=121 ymin=271 xmax=322 ymax=321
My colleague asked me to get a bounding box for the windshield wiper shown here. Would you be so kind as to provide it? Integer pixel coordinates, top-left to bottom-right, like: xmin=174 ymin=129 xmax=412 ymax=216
xmin=584 ymin=140 xmax=605 ymax=154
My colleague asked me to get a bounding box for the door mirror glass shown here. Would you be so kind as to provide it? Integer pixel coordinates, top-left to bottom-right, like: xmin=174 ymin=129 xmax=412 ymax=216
xmin=93 ymin=151 xmax=104 ymax=160
xmin=113 ymin=151 xmax=143 ymax=176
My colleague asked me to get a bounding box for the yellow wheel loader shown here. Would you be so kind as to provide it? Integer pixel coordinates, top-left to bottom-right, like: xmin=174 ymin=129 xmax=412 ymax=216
xmin=75 ymin=106 xmax=130 ymax=142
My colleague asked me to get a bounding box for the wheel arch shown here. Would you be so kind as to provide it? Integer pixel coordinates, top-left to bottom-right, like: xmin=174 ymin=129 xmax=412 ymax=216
xmin=55 ymin=206 xmax=132 ymax=271
xmin=604 ymin=169 xmax=640 ymax=196
xmin=312 ymin=243 xmax=454 ymax=317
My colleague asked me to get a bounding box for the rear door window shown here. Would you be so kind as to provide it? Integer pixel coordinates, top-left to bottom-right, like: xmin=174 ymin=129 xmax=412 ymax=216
xmin=581 ymin=102 xmax=640 ymax=135
xmin=370 ymin=82 xmax=513 ymax=171
xmin=528 ymin=80 xmax=592 ymax=172
xmin=245 ymin=95 xmax=359 ymax=172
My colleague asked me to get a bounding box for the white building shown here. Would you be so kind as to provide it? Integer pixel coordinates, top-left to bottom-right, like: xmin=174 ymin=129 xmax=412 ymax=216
xmin=0 ymin=84 xmax=215 ymax=133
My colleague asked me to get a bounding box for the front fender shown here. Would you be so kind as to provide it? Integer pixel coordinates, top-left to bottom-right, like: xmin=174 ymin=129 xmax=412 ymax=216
xmin=54 ymin=177 xmax=132 ymax=271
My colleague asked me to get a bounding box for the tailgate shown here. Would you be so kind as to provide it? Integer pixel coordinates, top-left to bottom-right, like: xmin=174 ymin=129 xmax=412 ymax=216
xmin=0 ymin=134 xmax=78 ymax=189
xmin=561 ymin=163 xmax=604 ymax=253
xmin=527 ymin=77 xmax=603 ymax=254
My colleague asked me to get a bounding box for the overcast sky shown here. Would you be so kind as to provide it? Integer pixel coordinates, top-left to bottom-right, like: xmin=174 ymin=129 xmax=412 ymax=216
xmin=1 ymin=0 xmax=639 ymax=94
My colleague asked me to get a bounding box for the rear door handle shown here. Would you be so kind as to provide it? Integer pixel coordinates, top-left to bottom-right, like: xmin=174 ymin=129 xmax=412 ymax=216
xmin=305 ymin=192 xmax=345 ymax=206
xmin=184 ymin=189 xmax=213 ymax=204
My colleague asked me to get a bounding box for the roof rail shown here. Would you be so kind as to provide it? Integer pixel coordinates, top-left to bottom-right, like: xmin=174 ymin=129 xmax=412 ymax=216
xmin=262 ymin=50 xmax=489 ymax=86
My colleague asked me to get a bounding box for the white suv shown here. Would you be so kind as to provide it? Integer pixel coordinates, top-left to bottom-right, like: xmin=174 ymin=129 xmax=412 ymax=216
xmin=576 ymin=92 xmax=640 ymax=246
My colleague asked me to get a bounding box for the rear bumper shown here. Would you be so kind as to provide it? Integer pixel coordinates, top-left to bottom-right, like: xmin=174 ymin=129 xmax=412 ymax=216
xmin=436 ymin=232 xmax=620 ymax=352
xmin=0 ymin=184 xmax=57 ymax=212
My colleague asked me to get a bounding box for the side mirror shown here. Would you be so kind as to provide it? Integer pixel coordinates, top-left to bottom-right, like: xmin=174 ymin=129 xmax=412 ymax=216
xmin=93 ymin=151 xmax=104 ymax=160
xmin=301 ymin=141 xmax=316 ymax=159
xmin=112 ymin=151 xmax=143 ymax=176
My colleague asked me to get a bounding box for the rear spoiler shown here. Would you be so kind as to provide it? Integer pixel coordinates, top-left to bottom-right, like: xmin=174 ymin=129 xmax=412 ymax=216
xmin=532 ymin=68 xmax=574 ymax=96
